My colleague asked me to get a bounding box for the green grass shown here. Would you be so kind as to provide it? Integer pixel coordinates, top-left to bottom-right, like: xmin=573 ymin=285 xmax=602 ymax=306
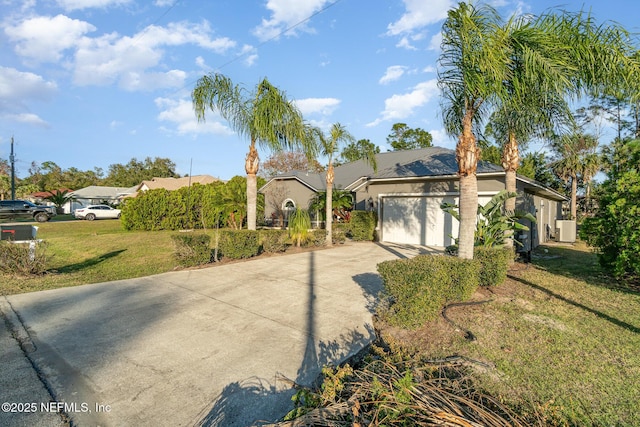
xmin=379 ymin=241 xmax=640 ymax=426
xmin=1 ymin=220 xmax=179 ymax=295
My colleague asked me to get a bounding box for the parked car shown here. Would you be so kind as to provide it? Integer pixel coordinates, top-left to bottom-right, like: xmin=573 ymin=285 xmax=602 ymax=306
xmin=0 ymin=200 xmax=56 ymax=222
xmin=74 ymin=205 xmax=121 ymax=220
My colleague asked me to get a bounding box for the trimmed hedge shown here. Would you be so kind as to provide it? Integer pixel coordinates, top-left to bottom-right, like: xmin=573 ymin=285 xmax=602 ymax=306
xmin=171 ymin=233 xmax=211 ymax=267
xmin=473 ymin=246 xmax=513 ymax=286
xmin=349 ymin=211 xmax=377 ymax=241
xmin=259 ymin=229 xmax=289 ymax=253
xmin=304 ymin=229 xmax=327 ymax=247
xmin=218 ymin=230 xmax=260 ymax=259
xmin=377 ymin=255 xmax=480 ymax=329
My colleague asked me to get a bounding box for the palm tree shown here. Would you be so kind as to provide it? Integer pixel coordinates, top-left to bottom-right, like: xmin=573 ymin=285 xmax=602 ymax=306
xmin=192 ymin=73 xmax=315 ymax=230
xmin=309 ymin=123 xmax=376 ymax=246
xmin=439 ymin=2 xmax=511 ymax=259
xmin=489 ymin=13 xmax=578 ymax=247
xmin=550 ymin=131 xmax=599 ymax=220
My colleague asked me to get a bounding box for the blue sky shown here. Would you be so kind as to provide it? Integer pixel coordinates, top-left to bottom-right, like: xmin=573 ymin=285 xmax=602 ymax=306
xmin=1 ymin=0 xmax=638 ymax=181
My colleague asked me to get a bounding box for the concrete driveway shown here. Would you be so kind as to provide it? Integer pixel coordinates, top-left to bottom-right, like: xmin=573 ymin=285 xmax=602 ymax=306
xmin=0 ymin=242 xmax=419 ymax=426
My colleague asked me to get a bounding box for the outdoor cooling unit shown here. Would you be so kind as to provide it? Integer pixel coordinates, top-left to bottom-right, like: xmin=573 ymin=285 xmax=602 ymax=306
xmin=555 ymin=220 xmax=576 ymax=243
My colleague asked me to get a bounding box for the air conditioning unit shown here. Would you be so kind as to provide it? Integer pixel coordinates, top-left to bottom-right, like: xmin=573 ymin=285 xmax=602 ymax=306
xmin=555 ymin=220 xmax=576 ymax=243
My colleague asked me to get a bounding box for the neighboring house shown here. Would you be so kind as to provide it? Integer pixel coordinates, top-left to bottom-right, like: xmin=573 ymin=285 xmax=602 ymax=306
xmin=68 ymin=185 xmax=137 ymax=212
xmin=133 ymin=175 xmax=220 ymax=195
xmin=259 ymin=147 xmax=567 ymax=249
xmin=29 ymin=189 xmax=74 ymax=213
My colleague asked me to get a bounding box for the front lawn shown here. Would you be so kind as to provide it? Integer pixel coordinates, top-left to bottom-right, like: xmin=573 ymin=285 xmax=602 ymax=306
xmin=0 ymin=220 xmax=178 ymax=295
xmin=377 ymin=241 xmax=640 ymax=425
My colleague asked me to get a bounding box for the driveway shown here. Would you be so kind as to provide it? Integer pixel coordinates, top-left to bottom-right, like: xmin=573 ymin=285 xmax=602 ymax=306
xmin=0 ymin=242 xmax=418 ymax=426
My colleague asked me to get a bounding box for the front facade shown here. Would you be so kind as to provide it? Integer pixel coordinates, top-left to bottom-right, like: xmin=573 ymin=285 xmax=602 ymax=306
xmin=259 ymin=147 xmax=566 ymax=249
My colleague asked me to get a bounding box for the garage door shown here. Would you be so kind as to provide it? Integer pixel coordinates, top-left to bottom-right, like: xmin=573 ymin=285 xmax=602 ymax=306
xmin=380 ymin=195 xmax=493 ymax=247
xmin=381 ymin=196 xmax=458 ymax=247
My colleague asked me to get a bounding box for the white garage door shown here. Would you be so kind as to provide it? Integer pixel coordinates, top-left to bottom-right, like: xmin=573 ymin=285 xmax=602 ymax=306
xmin=381 ymin=195 xmax=493 ymax=247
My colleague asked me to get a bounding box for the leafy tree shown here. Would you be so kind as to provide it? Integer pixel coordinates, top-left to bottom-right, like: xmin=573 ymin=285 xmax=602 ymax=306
xmin=309 ymin=123 xmax=375 ymax=245
xmin=0 ymin=158 xmax=9 ymax=176
xmin=104 ymin=157 xmax=178 ymax=187
xmin=339 ymin=139 xmax=381 ymax=164
xmin=192 ymin=73 xmax=315 ymax=230
xmin=386 ymin=123 xmax=432 ymax=151
xmin=0 ymin=174 xmax=10 ymax=200
xmin=581 ymin=139 xmax=640 ymax=282
xmin=260 ymin=150 xmax=323 ymax=178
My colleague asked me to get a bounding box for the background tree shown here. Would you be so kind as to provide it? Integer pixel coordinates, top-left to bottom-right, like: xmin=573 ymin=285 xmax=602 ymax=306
xmin=339 ymin=139 xmax=381 ymax=164
xmin=259 ymin=150 xmax=323 ymax=178
xmin=386 ymin=123 xmax=433 ymax=151
xmin=550 ymin=131 xmax=599 ymax=219
xmin=580 ymin=139 xmax=640 ymax=282
xmin=192 ymin=73 xmax=315 ymax=230
xmin=103 ymin=157 xmax=178 ymax=187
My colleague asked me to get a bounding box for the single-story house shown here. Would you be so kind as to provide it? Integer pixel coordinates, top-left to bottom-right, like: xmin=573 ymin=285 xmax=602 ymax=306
xmin=68 ymin=185 xmax=138 ymax=212
xmin=135 ymin=175 xmax=220 ymax=193
xmin=259 ymin=147 xmax=567 ymax=249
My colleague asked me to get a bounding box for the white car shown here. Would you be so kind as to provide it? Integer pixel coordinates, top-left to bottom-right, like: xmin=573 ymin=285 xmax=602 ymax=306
xmin=74 ymin=205 xmax=121 ymax=220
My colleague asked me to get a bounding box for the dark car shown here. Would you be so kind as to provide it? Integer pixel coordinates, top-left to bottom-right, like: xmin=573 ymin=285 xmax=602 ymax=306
xmin=0 ymin=200 xmax=57 ymax=222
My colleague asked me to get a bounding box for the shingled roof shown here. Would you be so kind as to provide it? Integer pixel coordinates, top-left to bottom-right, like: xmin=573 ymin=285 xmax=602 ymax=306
xmin=261 ymin=147 xmax=503 ymax=192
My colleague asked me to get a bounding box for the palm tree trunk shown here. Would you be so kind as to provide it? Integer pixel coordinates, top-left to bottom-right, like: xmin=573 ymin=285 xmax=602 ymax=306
xmin=456 ymin=113 xmax=479 ymax=260
xmin=502 ymin=132 xmax=519 ymax=248
xmin=245 ymin=143 xmax=260 ymax=230
xmin=325 ymin=164 xmax=334 ymax=246
xmin=570 ymin=175 xmax=577 ymax=220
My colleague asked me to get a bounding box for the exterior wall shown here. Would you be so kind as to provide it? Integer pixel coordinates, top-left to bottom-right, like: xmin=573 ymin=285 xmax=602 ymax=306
xmin=261 ymin=179 xmax=317 ymax=222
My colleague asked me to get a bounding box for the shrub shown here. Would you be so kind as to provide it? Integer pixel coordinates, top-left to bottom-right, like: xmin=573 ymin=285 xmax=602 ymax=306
xmin=304 ymin=229 xmax=326 ymax=247
xmin=0 ymin=241 xmax=48 ymax=276
xmin=289 ymin=208 xmax=311 ymax=247
xmin=259 ymin=229 xmax=289 ymax=253
xmin=349 ymin=211 xmax=377 ymax=241
xmin=218 ymin=230 xmax=260 ymax=259
xmin=171 ymin=233 xmax=211 ymax=267
xmin=474 ymin=246 xmax=513 ymax=286
xmin=331 ymin=225 xmax=347 ymax=244
xmin=377 ymin=255 xmax=479 ymax=329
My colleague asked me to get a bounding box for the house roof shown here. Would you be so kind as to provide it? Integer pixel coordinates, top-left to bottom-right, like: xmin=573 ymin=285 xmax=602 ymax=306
xmin=136 ymin=175 xmax=220 ymax=192
xmin=261 ymin=147 xmax=502 ymax=192
xmin=31 ymin=188 xmax=74 ymax=198
xmin=259 ymin=146 xmax=567 ymax=202
xmin=70 ymin=185 xmax=135 ymax=199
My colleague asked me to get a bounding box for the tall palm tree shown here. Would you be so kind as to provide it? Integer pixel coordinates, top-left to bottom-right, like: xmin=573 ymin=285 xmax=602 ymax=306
xmin=550 ymin=131 xmax=599 ymax=219
xmin=309 ymin=123 xmax=376 ymax=246
xmin=192 ymin=73 xmax=315 ymax=230
xmin=439 ymin=2 xmax=510 ymax=259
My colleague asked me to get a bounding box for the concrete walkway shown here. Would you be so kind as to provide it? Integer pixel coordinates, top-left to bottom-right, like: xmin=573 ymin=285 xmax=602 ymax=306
xmin=0 ymin=242 xmax=421 ymax=426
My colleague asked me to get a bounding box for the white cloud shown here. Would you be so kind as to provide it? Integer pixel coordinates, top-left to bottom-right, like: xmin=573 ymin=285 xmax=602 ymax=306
xmin=295 ymin=97 xmax=340 ymax=116
xmin=239 ymin=44 xmax=258 ymax=67
xmin=379 ymin=65 xmax=407 ymax=85
xmin=155 ymin=97 xmax=234 ymax=135
xmin=366 ymin=79 xmax=438 ymax=127
xmin=430 ymin=128 xmax=455 ymax=149
xmin=73 ymin=21 xmax=235 ymax=89
xmin=0 ymin=67 xmax=57 ymax=102
xmin=5 ymin=14 xmax=96 ymax=63
xmin=55 ymin=0 xmax=132 ymax=11
xmin=253 ymin=0 xmax=331 ymax=42
xmin=387 ymin=0 xmax=452 ymax=35
xmin=428 ymin=32 xmax=442 ymax=51
xmin=3 ymin=113 xmax=49 ymax=127
xmin=154 ymin=0 xmax=175 ymax=6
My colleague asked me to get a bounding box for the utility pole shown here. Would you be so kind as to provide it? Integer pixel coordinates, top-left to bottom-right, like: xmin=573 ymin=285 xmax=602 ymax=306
xmin=10 ymin=136 xmax=16 ymax=200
